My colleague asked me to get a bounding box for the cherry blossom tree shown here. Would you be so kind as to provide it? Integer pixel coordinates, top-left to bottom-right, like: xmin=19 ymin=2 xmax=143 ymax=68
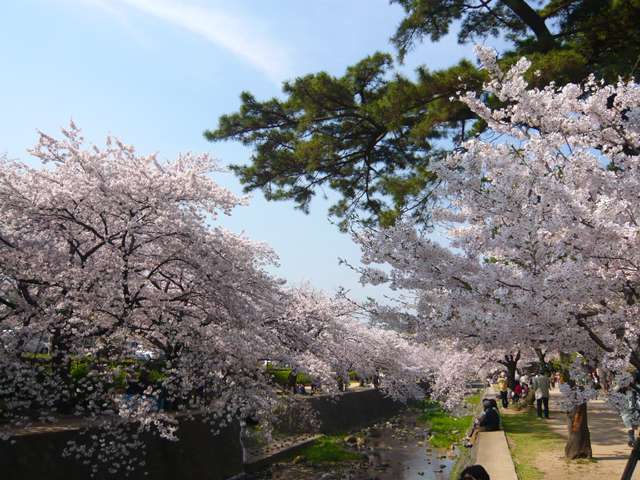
xmin=273 ymin=285 xmax=436 ymax=401
xmin=0 ymin=125 xmax=443 ymax=475
xmin=354 ymin=46 xmax=640 ymax=459
xmin=0 ymin=124 xmax=301 ymax=470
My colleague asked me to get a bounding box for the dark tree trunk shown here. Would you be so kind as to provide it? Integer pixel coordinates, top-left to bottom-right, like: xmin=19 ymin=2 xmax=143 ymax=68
xmin=565 ymin=402 xmax=592 ymax=459
xmin=498 ymin=351 xmax=521 ymax=390
xmin=49 ymin=328 xmax=75 ymax=414
xmin=506 ymin=362 xmax=517 ymax=390
xmin=534 ymin=347 xmax=547 ymax=373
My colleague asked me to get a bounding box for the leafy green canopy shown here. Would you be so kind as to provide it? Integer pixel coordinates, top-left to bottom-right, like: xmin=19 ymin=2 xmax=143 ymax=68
xmin=393 ymin=0 xmax=640 ymax=83
xmin=208 ymin=57 xmax=483 ymax=228
xmin=207 ymin=0 xmax=640 ymax=228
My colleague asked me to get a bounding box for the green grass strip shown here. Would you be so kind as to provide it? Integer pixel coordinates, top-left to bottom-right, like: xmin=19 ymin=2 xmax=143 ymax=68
xmin=502 ymin=407 xmax=567 ymax=480
xmin=296 ymin=435 xmax=362 ymax=463
xmin=419 ymin=393 xmax=482 ymax=449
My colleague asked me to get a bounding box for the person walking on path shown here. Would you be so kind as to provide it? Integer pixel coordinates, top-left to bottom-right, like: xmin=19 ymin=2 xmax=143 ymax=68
xmin=497 ymin=373 xmax=509 ymax=409
xmin=532 ymin=370 xmax=551 ymax=418
xmin=620 ymin=385 xmax=640 ymax=446
xmin=618 ymin=373 xmax=640 ymax=446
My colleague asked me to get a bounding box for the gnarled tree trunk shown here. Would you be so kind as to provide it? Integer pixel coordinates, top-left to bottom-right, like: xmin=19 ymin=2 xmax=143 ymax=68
xmin=565 ymin=402 xmax=592 ymax=459
xmin=534 ymin=347 xmax=548 ymax=373
xmin=498 ymin=351 xmax=521 ymax=390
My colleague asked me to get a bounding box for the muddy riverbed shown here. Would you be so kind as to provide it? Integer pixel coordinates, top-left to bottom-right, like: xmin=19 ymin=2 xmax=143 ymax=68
xmin=245 ymin=412 xmax=459 ymax=480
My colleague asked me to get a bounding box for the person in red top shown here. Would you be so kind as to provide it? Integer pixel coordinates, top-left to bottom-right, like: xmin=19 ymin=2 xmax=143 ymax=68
xmin=512 ymin=380 xmax=523 ymax=403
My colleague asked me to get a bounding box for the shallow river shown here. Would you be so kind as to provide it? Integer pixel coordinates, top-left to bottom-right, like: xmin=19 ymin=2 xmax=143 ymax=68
xmin=247 ymin=412 xmax=458 ymax=480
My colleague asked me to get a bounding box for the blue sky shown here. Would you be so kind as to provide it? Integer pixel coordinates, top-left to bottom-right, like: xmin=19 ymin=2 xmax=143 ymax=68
xmin=1 ymin=0 xmax=505 ymax=302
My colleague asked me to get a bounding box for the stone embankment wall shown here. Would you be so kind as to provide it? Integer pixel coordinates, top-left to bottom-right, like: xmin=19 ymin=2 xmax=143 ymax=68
xmin=273 ymin=388 xmax=404 ymax=434
xmin=1 ymin=388 xmax=402 ymax=480
xmin=0 ymin=416 xmax=242 ymax=480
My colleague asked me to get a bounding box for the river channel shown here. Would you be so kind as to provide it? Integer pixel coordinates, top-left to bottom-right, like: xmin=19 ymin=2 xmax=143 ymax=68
xmin=246 ymin=411 xmax=458 ymax=480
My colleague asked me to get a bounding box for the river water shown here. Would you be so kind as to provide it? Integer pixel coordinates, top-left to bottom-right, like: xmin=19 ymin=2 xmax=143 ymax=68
xmin=247 ymin=411 xmax=457 ymax=480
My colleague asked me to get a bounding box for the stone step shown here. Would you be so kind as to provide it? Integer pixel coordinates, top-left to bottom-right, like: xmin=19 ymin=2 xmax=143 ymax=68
xmin=243 ymin=434 xmax=323 ymax=472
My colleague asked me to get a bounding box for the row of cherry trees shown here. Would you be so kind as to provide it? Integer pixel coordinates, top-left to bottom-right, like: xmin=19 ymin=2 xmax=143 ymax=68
xmin=355 ymin=46 xmax=640 ymax=458
xmin=11 ymin=43 xmax=634 ymax=469
xmin=0 ymin=125 xmax=470 ymax=473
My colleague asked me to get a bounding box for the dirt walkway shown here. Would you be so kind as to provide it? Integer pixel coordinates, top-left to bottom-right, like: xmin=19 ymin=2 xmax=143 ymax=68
xmin=530 ymin=389 xmax=639 ymax=480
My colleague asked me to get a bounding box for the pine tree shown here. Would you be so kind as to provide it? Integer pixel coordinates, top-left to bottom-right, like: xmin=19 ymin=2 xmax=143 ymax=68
xmin=207 ymin=0 xmax=640 ymax=228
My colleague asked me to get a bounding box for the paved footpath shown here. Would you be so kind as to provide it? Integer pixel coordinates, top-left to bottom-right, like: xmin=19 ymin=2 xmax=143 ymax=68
xmin=475 ymin=386 xmax=518 ymax=480
xmin=526 ymin=389 xmax=640 ymax=480
xmin=476 ymin=430 xmax=518 ymax=480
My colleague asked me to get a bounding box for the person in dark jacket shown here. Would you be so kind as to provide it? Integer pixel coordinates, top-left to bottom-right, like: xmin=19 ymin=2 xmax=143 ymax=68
xmin=476 ymin=398 xmax=500 ymax=431
xmin=465 ymin=399 xmax=500 ymax=447
xmin=460 ymin=464 xmax=490 ymax=480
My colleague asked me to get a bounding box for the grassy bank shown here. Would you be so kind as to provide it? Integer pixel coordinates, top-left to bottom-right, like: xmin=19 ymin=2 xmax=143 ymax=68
xmin=420 ymin=392 xmax=483 ymax=480
xmin=502 ymin=408 xmax=568 ymax=480
xmin=419 ymin=392 xmax=482 ymax=449
xmin=294 ymin=435 xmax=361 ymax=463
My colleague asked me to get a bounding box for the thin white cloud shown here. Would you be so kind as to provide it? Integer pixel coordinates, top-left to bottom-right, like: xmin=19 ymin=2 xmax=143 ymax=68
xmin=67 ymin=0 xmax=150 ymax=45
xmin=82 ymin=0 xmax=293 ymax=83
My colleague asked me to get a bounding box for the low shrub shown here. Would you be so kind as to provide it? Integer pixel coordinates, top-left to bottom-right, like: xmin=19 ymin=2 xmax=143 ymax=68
xmin=266 ymin=366 xmax=312 ymax=386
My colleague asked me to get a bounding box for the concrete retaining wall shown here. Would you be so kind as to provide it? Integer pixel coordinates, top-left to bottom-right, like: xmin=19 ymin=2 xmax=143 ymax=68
xmin=274 ymin=388 xmax=404 ymax=435
xmin=0 ymin=416 xmax=242 ymax=480
xmin=1 ymin=388 xmax=402 ymax=480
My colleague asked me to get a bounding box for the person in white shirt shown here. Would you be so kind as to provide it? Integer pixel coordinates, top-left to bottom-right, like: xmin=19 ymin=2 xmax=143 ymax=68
xmin=532 ymin=370 xmax=551 ymax=418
